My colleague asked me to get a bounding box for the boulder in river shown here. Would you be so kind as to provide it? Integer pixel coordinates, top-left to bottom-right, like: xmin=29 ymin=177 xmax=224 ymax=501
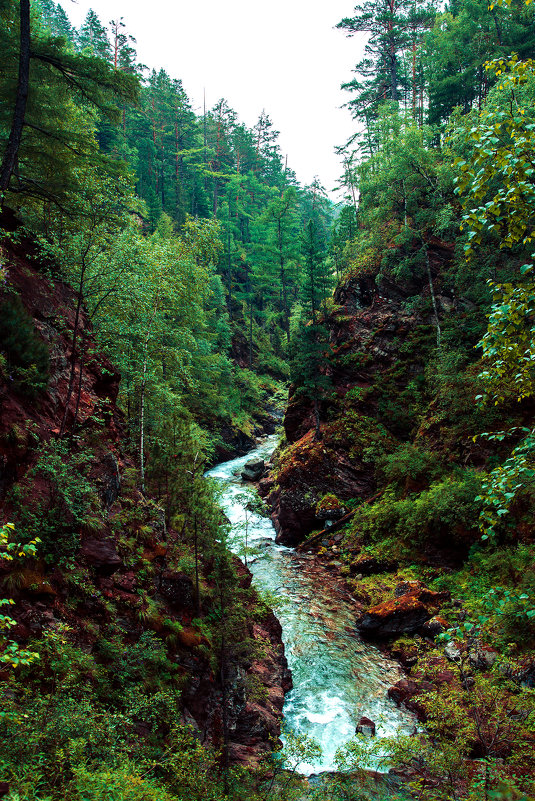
xmin=241 ymin=458 xmax=265 ymax=481
xmin=356 ymin=716 xmax=376 ymax=737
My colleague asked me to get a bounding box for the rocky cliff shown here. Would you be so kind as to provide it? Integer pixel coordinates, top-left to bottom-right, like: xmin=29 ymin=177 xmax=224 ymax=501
xmin=269 ymin=238 xmax=459 ymax=546
xmin=267 ymin=235 xmax=530 ymax=557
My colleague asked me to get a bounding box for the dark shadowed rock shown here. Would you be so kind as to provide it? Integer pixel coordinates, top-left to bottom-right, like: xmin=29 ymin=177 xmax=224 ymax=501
xmin=100 ymin=452 xmax=121 ymax=511
xmin=258 ymin=476 xmax=274 ymax=497
xmin=395 ymin=580 xmax=424 ymax=597
xmin=388 ymin=677 xmax=434 ymax=721
xmin=421 ymin=616 xmax=449 ymax=640
xmin=351 ymin=556 xmax=398 ymax=576
xmin=469 ymin=644 xmax=498 ymax=671
xmin=81 ymin=537 xmax=122 ymax=575
xmin=358 ymin=595 xmax=430 ymax=638
xmin=158 ymin=570 xmax=194 ymax=610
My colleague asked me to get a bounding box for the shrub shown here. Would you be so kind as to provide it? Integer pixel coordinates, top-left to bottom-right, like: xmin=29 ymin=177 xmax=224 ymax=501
xmin=351 ymin=470 xmax=483 ymax=548
xmin=376 ymin=442 xmax=444 ymax=490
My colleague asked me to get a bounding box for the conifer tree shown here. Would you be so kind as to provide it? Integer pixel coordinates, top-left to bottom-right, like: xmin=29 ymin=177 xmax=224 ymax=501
xmin=338 ymin=0 xmax=436 ymax=139
xmin=290 ymin=219 xmax=334 ymax=440
xmin=77 ymin=10 xmax=112 ymax=60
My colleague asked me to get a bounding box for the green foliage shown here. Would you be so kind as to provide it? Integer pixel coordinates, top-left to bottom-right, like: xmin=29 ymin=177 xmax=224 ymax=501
xmin=0 ymin=294 xmax=49 ymax=395
xmin=0 ymin=523 xmax=40 ymax=669
xmin=437 ymin=544 xmax=535 ymax=650
xmin=11 ymin=441 xmax=98 ymax=564
xmin=350 ymin=471 xmax=483 ymax=548
xmin=375 ymin=442 xmax=444 ymax=490
xmin=453 ymin=57 xmax=535 ymax=540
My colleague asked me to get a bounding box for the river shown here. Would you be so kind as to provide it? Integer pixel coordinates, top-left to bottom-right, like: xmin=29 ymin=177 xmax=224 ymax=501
xmin=205 ymin=435 xmax=416 ymax=775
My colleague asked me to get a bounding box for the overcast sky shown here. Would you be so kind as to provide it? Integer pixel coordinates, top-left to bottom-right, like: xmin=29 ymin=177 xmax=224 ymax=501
xmin=63 ymin=0 xmax=366 ymax=196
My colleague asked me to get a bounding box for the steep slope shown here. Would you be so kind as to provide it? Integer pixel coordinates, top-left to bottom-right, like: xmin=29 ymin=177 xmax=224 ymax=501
xmin=270 ymin=238 xmax=456 ymax=545
xmin=0 ymin=213 xmax=289 ymax=793
xmin=269 ymin=235 xmax=535 ymax=554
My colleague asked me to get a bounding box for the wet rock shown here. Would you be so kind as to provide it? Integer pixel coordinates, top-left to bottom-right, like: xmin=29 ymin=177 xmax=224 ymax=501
xmin=81 ymin=537 xmax=123 ymax=575
xmin=395 ymin=580 xmax=423 ymax=598
xmin=444 ymin=641 xmax=461 ymax=662
xmin=316 ymin=504 xmax=347 ymax=522
xmin=356 ymin=716 xmax=376 ymax=737
xmin=358 ymin=599 xmax=429 ymax=638
xmin=469 ymin=644 xmax=498 ymax=671
xmin=241 ymin=458 xmax=265 ymax=482
xmin=213 ymin=425 xmax=256 ymax=463
xmin=258 ymin=476 xmax=274 ymax=497
xmin=272 ymin=488 xmax=319 ymax=545
xmin=391 ymin=640 xmax=418 ymax=668
xmin=504 ymin=657 xmax=535 ymax=687
xmin=388 ymin=678 xmax=434 ymax=721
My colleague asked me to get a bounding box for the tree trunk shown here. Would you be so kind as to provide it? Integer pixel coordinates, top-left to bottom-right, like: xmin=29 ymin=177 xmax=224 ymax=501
xmin=425 ymin=248 xmax=441 ymax=348
xmin=313 ymin=395 xmax=322 ymax=441
xmin=194 ymin=515 xmax=201 ymax=617
xmin=70 ymin=329 xmax=87 ymax=436
xmin=278 ymin=220 xmax=290 ymax=342
xmin=139 ymin=358 xmax=147 ymax=494
xmin=59 ymin=278 xmax=84 ymax=437
xmin=249 ymin=295 xmax=253 ymax=369
xmin=227 ymin=219 xmax=232 ymax=320
xmin=0 ymin=0 xmax=31 ymax=194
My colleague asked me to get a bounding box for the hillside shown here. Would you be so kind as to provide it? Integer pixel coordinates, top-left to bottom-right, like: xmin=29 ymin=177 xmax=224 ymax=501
xmin=0 ymin=214 xmax=291 ymax=797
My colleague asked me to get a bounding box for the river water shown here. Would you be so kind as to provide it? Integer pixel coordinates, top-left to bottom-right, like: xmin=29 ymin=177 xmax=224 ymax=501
xmin=205 ymin=435 xmax=415 ymax=775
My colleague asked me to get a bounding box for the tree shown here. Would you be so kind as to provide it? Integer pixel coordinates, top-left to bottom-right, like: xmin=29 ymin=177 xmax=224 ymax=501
xmin=77 ymin=9 xmax=112 ymax=60
xmin=254 ymin=186 xmax=302 ymax=344
xmin=0 ymin=0 xmax=138 ymax=208
xmin=337 ymin=0 xmax=436 ymax=131
xmin=453 ymin=56 xmax=535 ymax=537
xmin=290 ymin=220 xmax=334 ymax=440
xmin=36 ymin=0 xmax=74 ymax=41
xmin=39 ymin=167 xmax=136 ymax=436
xmin=0 ymin=0 xmax=30 ymax=193
xmin=424 ymin=0 xmax=535 ymax=127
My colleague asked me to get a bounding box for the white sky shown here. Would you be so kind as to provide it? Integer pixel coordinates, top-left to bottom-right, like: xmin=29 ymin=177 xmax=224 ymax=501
xmin=63 ymin=0 xmax=366 ymax=197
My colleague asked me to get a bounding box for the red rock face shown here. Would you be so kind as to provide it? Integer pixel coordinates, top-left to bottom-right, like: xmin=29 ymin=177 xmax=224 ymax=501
xmin=0 ymin=222 xmax=123 ymax=502
xmin=270 ymin=238 xmax=457 ymax=546
xmin=357 ymin=586 xmax=449 ymax=639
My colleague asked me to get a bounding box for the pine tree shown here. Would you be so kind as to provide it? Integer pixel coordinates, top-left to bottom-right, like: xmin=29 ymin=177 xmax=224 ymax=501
xmin=290 ymin=219 xmax=334 ymax=440
xmin=36 ymin=0 xmax=75 ymax=41
xmin=338 ymin=0 xmax=436 ymax=136
xmin=77 ymin=10 xmax=112 ymax=60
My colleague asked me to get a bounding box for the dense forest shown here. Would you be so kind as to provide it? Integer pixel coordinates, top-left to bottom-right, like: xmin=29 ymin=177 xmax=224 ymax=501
xmin=1 ymin=0 xmax=535 ymax=798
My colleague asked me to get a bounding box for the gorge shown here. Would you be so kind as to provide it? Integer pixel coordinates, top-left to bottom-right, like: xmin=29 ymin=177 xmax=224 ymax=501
xmin=1 ymin=0 xmax=535 ymax=798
